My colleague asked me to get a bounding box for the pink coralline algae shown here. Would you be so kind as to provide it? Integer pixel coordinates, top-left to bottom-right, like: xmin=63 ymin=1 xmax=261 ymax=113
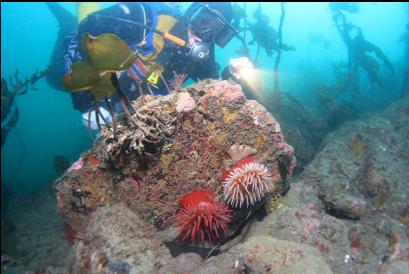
xmin=295 ymin=209 xmax=319 ymax=218
xmin=301 ymin=218 xmax=321 ymax=241
xmin=287 ymin=154 xmax=297 ymax=176
xmin=348 ymin=233 xmax=364 ymax=262
xmin=350 ymin=199 xmax=369 ymax=210
xmin=126 ymin=178 xmax=141 ymax=191
xmin=275 ymin=142 xmax=297 ymax=176
xmin=68 ymin=157 xmax=84 ymax=172
xmin=176 ymin=92 xmax=196 ymax=113
xmin=198 ymin=80 xmax=244 ymax=107
xmin=208 ymin=81 xmax=244 ymax=101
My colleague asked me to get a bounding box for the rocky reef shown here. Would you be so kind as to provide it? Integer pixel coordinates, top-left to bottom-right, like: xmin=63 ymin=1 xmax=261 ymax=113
xmin=245 ymin=96 xmax=409 ymax=274
xmin=53 ymin=80 xmax=408 ymax=273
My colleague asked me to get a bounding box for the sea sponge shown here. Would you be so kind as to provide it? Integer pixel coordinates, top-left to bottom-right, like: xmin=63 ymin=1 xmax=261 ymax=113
xmin=176 ymin=92 xmax=196 ymax=113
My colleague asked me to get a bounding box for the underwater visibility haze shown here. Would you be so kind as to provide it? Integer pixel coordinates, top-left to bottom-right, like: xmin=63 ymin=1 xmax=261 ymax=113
xmin=1 ymin=2 xmax=408 ymax=273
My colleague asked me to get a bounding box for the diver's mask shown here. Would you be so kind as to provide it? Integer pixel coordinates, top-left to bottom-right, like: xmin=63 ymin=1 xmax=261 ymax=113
xmin=185 ymin=3 xmax=237 ymax=48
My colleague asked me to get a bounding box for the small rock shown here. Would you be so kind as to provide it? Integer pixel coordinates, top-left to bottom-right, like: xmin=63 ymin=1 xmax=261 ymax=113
xmin=195 ymin=236 xmax=333 ymax=274
xmin=174 ymin=253 xmax=203 ymax=273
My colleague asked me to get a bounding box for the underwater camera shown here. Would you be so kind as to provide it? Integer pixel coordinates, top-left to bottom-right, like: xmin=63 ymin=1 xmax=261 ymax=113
xmin=188 ymin=42 xmax=210 ymax=61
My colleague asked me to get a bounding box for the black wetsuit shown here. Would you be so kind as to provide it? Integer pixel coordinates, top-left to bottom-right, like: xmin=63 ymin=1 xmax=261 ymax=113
xmin=58 ymin=3 xmax=219 ymax=113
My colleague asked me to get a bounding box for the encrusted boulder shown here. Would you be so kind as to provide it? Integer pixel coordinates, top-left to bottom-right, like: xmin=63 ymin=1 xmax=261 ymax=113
xmin=54 ymin=80 xmax=296 ymax=270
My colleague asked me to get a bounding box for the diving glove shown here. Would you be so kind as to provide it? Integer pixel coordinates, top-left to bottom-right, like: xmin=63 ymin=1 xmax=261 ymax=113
xmin=82 ymin=107 xmax=112 ymax=130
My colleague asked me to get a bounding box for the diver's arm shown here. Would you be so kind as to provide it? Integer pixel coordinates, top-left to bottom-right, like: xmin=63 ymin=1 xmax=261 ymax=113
xmin=70 ymin=92 xmax=95 ymax=113
xmin=46 ymin=2 xmax=77 ymax=90
xmin=61 ymin=31 xmax=94 ymax=113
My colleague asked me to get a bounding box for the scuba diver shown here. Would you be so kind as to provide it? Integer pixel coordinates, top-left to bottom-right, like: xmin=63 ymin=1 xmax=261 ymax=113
xmin=48 ymin=2 xmax=252 ymax=129
xmin=247 ymin=12 xmax=294 ymax=59
xmin=242 ymin=4 xmax=295 ymax=63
